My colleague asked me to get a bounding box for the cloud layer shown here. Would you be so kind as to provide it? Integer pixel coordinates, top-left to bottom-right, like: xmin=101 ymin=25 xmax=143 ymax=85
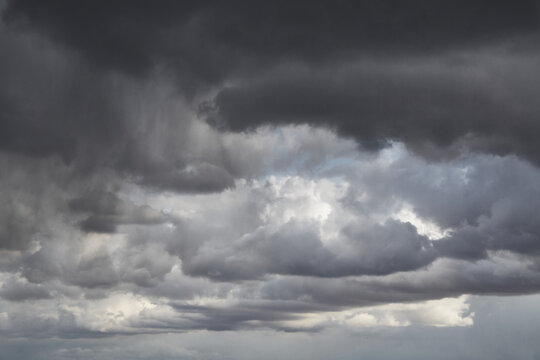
xmin=1 ymin=1 xmax=540 ymax=358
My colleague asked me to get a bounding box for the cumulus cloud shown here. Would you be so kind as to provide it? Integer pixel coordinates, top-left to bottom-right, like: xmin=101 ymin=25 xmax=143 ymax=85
xmin=3 ymin=137 xmax=540 ymax=338
xmin=1 ymin=1 xmax=540 ymax=358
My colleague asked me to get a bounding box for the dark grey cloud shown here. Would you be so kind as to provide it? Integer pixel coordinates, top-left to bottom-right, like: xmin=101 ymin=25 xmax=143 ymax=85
xmin=0 ymin=16 xmax=236 ymax=195
xmin=0 ymin=21 xmax=126 ymax=161
xmin=210 ymin=56 xmax=540 ymax=164
xmin=4 ymin=1 xmax=540 ymax=165
xmin=2 ymin=0 xmax=540 ymax=185
xmin=69 ymin=190 xmax=168 ymax=233
xmin=4 ymin=0 xmax=539 ymax=88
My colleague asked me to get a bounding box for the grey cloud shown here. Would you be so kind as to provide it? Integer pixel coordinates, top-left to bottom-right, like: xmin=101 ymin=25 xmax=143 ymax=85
xmin=346 ymin=151 xmax=540 ymax=260
xmin=257 ymin=256 xmax=540 ymax=308
xmin=0 ymin=277 xmax=51 ymax=301
xmin=2 ymin=0 xmax=540 ymax=198
xmin=0 ymin=194 xmax=41 ymax=250
xmin=4 ymin=0 xmax=539 ymax=89
xmin=0 ymin=19 xmax=236 ymax=195
xmin=177 ymin=216 xmax=435 ymax=281
xmin=341 ymin=220 xmax=435 ymax=275
xmin=116 ymin=227 xmax=177 ymax=287
xmin=165 ymin=303 xmax=303 ymax=332
xmin=67 ymin=248 xmax=120 ymax=288
xmin=433 ymin=229 xmax=487 ymax=261
xmin=21 ymin=247 xmax=63 ymax=284
xmin=7 ymin=144 xmax=534 ymax=320
xmin=69 ymin=190 xmax=168 ymax=233
xmin=0 ymin=22 xmax=126 ymax=162
xmin=2 ymin=0 xmax=540 ymax=179
xmin=211 ymin=57 xmax=540 ymax=164
xmin=4 ymin=0 xmax=540 ymax=348
xmin=435 ymin=193 xmax=540 ymax=260
xmin=165 ymin=149 xmax=540 ymax=296
xmin=19 ymin=227 xmax=177 ymax=289
xmin=130 ymin=253 xmax=540 ymax=333
xmin=0 ymin=154 xmax=69 ymax=251
xmin=179 ymin=220 xmax=334 ymax=281
xmin=133 ymin=162 xmax=235 ymax=194
xmin=5 ymin=0 xmax=540 ymax=166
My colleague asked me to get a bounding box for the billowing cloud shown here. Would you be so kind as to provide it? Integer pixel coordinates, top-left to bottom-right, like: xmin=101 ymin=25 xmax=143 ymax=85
xmin=211 ymin=55 xmax=540 ymax=164
xmin=1 ymin=1 xmax=540 ymax=358
xmin=4 ymin=0 xmax=540 ymax=164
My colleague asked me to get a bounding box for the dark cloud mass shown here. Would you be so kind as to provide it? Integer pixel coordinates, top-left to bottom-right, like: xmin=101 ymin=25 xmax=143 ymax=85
xmin=4 ymin=0 xmax=539 ymax=81
xmin=212 ymin=57 xmax=540 ymax=163
xmin=6 ymin=0 xmax=537 ymax=163
xmin=2 ymin=0 xmax=540 ymax=165
xmin=2 ymin=1 xmax=540 ymax=357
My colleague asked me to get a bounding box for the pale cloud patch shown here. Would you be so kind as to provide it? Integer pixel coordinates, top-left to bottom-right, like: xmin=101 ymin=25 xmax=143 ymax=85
xmin=393 ymin=204 xmax=450 ymax=240
xmin=279 ymin=295 xmax=473 ymax=330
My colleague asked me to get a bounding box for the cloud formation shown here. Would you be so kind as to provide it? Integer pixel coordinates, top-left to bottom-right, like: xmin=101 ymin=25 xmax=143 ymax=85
xmin=5 ymin=0 xmax=540 ymax=163
xmin=1 ymin=1 xmax=540 ymax=358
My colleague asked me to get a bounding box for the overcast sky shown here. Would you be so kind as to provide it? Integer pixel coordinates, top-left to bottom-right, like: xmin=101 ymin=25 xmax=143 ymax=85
xmin=1 ymin=1 xmax=540 ymax=359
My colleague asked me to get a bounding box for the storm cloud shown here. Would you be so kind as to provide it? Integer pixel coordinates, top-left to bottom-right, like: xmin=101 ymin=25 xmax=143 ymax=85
xmin=1 ymin=1 xmax=540 ymax=359
xmin=4 ymin=0 xmax=540 ymax=164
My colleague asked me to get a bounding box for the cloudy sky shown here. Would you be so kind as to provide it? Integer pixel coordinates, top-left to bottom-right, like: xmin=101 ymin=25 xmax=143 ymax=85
xmin=1 ymin=1 xmax=540 ymax=359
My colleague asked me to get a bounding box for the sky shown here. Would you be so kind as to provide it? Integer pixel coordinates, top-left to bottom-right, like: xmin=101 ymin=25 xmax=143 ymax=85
xmin=1 ymin=1 xmax=540 ymax=359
